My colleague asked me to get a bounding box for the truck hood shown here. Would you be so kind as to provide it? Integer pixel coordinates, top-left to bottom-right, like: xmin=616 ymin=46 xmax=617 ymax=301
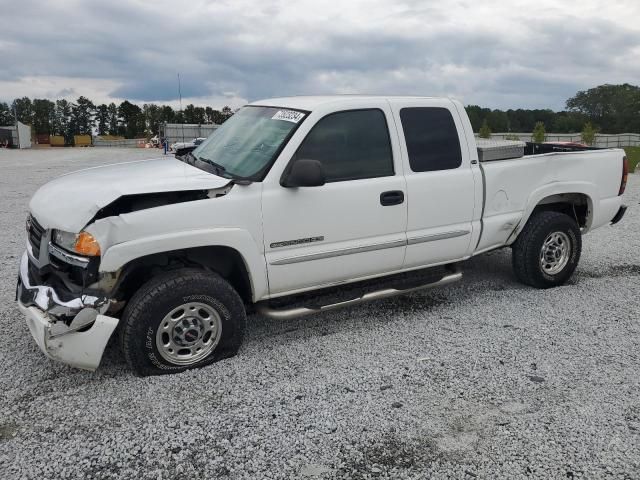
xmin=30 ymin=156 xmax=231 ymax=232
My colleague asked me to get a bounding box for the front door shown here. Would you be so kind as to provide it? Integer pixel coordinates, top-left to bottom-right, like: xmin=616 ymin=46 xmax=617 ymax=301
xmin=261 ymin=103 xmax=407 ymax=296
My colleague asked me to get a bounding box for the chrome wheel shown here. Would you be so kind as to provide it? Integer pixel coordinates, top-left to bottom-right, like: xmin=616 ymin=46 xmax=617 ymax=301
xmin=155 ymin=302 xmax=222 ymax=366
xmin=540 ymin=231 xmax=571 ymax=275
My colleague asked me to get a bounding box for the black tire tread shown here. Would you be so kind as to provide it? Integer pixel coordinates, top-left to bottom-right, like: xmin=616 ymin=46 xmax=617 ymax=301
xmin=120 ymin=268 xmax=245 ymax=376
xmin=512 ymin=211 xmax=581 ymax=289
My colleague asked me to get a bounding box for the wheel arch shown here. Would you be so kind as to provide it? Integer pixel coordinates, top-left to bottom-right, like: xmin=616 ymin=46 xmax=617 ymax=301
xmin=110 ymin=245 xmax=256 ymax=305
xmin=508 ymin=184 xmax=596 ymax=244
xmin=98 ymin=228 xmax=269 ymax=304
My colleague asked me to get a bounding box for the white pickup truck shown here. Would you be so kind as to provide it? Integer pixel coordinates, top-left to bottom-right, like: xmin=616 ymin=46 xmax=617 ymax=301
xmin=17 ymin=96 xmax=628 ymax=375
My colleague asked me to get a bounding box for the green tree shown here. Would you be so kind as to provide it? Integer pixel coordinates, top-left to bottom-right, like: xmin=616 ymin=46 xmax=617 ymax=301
xmin=107 ymin=103 xmax=118 ymax=135
xmin=53 ymin=100 xmax=73 ymax=143
xmin=478 ymin=119 xmax=492 ymax=138
xmin=566 ymin=83 xmax=640 ymax=133
xmin=532 ymin=121 xmax=546 ymax=143
xmin=183 ymin=104 xmax=206 ymax=124
xmin=32 ymin=99 xmax=56 ymax=134
xmin=143 ymin=103 xmax=162 ymax=136
xmin=95 ymin=104 xmax=109 ymax=135
xmin=12 ymin=97 xmax=34 ymax=125
xmin=209 ymin=108 xmax=226 ymax=124
xmin=221 ymin=106 xmax=233 ymax=121
xmin=465 ymin=105 xmax=488 ymax=132
xmin=204 ymin=106 xmax=216 ymax=124
xmin=0 ymin=102 xmax=13 ymax=125
xmin=183 ymin=104 xmax=196 ymax=123
xmin=159 ymin=105 xmax=175 ymax=124
xmin=117 ymin=100 xmax=144 ymax=138
xmin=71 ymin=96 xmax=95 ymax=135
xmin=581 ymin=122 xmax=598 ymax=146
xmin=551 ymin=112 xmax=587 ymax=133
xmin=486 ymin=110 xmax=509 ymax=132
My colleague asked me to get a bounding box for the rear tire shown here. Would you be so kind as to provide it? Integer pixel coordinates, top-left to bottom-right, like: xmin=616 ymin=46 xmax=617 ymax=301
xmin=512 ymin=211 xmax=581 ymax=289
xmin=120 ymin=268 xmax=246 ymax=376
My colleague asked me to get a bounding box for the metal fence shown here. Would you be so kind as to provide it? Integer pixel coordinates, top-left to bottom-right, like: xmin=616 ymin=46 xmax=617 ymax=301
xmin=93 ymin=138 xmax=146 ymax=148
xmin=484 ymin=132 xmax=640 ymax=148
xmin=159 ymin=123 xmax=219 ymax=144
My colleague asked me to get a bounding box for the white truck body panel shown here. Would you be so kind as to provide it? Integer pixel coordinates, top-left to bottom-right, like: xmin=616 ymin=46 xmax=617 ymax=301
xmin=478 ymin=149 xmax=623 ymax=252
xmin=262 ymin=97 xmax=407 ymax=294
xmin=29 ymin=156 xmax=231 ymax=232
xmin=17 ymin=95 xmax=627 ymax=370
xmin=26 ymin=95 xmax=626 ymax=301
xmin=388 ymin=97 xmax=477 ymax=269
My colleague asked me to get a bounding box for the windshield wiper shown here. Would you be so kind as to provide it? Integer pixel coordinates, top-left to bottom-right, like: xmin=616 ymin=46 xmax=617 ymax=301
xmin=195 ymin=156 xmax=228 ymax=176
xmin=176 ymin=151 xmax=197 ymax=165
xmin=180 ymin=151 xmax=252 ymax=184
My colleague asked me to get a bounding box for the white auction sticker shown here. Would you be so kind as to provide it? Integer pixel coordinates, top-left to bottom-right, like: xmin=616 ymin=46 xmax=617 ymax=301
xmin=272 ymin=109 xmax=305 ymax=123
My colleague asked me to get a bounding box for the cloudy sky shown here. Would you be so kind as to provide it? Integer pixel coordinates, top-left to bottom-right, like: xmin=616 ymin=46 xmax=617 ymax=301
xmin=1 ymin=0 xmax=639 ymax=110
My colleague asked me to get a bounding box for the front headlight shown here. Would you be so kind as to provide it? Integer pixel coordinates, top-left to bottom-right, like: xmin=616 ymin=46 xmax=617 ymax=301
xmin=53 ymin=230 xmax=78 ymax=251
xmin=52 ymin=230 xmax=101 ymax=256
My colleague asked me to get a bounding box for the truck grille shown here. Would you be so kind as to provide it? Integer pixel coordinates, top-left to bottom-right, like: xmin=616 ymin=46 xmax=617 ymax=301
xmin=27 ymin=214 xmax=45 ymax=259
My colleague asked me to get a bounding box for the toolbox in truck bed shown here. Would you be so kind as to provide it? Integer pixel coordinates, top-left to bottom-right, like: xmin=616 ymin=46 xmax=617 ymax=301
xmin=476 ymin=138 xmax=526 ymax=162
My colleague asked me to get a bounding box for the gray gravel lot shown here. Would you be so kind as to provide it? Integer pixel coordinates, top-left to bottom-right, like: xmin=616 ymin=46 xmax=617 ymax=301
xmin=0 ymin=148 xmax=639 ymax=479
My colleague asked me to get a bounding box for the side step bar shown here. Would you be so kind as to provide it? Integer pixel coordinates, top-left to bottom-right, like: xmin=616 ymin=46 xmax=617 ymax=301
xmin=257 ymin=266 xmax=462 ymax=320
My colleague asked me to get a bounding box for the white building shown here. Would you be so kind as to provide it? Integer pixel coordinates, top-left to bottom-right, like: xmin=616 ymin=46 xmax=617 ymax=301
xmin=0 ymin=121 xmax=32 ymax=149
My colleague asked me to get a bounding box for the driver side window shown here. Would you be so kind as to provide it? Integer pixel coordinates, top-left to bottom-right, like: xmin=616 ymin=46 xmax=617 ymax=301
xmin=294 ymin=109 xmax=394 ymax=182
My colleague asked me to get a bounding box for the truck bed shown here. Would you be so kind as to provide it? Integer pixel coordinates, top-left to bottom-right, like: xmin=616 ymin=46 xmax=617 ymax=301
xmin=476 ymin=139 xmax=603 ymax=163
xmin=475 ymin=148 xmax=624 ymax=253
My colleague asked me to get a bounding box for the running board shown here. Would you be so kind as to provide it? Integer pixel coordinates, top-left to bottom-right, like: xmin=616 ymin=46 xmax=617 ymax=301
xmin=257 ymin=266 xmax=462 ymax=320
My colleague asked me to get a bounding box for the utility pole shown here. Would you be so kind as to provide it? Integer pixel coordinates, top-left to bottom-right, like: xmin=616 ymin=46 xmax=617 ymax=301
xmin=178 ymin=73 xmax=185 ymax=143
xmin=13 ymin=104 xmax=20 ymax=149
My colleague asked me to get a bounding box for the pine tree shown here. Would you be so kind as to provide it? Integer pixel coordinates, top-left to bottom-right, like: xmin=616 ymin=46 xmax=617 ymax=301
xmin=32 ymin=99 xmax=56 ymax=134
xmin=117 ymin=101 xmax=144 ymax=138
xmin=107 ymin=103 xmax=118 ymax=135
xmin=71 ymin=96 xmax=95 ymax=135
xmin=95 ymin=104 xmax=109 ymax=135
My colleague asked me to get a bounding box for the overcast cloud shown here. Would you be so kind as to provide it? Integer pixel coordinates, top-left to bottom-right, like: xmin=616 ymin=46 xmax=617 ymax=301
xmin=1 ymin=0 xmax=639 ymax=110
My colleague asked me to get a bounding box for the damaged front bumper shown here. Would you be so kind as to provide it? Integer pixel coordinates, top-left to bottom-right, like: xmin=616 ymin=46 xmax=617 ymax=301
xmin=16 ymin=252 xmax=119 ymax=371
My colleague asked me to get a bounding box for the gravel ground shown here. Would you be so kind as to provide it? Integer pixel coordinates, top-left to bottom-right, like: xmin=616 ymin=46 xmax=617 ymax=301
xmin=0 ymin=148 xmax=639 ymax=479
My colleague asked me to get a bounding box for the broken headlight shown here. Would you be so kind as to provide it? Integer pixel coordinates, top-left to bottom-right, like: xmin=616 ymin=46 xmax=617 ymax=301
xmin=53 ymin=230 xmax=101 ymax=256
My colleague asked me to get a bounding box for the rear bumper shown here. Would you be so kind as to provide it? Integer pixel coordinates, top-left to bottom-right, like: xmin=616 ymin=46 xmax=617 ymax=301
xmin=611 ymin=205 xmax=627 ymax=225
xmin=17 ymin=251 xmax=118 ymax=371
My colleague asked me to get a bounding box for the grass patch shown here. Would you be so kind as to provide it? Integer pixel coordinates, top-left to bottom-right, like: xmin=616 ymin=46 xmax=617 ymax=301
xmin=624 ymin=147 xmax=640 ymax=173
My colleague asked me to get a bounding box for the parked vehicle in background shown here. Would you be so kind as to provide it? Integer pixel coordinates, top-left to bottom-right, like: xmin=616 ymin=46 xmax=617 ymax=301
xmin=17 ymin=96 xmax=628 ymax=375
xmin=170 ymin=137 xmax=206 ymax=152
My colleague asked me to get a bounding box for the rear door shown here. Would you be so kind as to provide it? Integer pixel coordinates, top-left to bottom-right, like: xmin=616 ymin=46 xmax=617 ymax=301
xmin=389 ymin=99 xmax=477 ymax=268
xmin=261 ymin=100 xmax=407 ymax=296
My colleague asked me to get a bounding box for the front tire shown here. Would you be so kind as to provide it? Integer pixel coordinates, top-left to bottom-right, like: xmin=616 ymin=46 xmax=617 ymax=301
xmin=120 ymin=269 xmax=246 ymax=376
xmin=512 ymin=211 xmax=582 ymax=289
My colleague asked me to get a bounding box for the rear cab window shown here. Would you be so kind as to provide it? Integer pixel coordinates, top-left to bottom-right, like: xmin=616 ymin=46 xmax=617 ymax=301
xmin=399 ymin=107 xmax=462 ymax=172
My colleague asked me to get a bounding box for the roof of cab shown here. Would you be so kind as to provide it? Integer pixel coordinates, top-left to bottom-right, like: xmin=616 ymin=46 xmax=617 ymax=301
xmin=248 ymin=95 xmax=445 ymax=111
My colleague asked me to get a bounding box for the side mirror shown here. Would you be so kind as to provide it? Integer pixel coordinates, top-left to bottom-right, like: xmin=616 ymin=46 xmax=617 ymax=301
xmin=283 ymin=159 xmax=326 ymax=187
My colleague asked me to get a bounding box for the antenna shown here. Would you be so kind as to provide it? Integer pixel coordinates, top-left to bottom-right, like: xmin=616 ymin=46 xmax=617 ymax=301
xmin=178 ymin=73 xmax=185 ymax=143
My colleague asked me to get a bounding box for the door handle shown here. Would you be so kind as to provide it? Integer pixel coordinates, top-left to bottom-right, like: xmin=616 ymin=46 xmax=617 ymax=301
xmin=380 ymin=190 xmax=405 ymax=206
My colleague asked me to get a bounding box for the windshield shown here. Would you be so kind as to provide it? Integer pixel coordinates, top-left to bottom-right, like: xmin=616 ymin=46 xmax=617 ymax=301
xmin=191 ymin=106 xmax=306 ymax=180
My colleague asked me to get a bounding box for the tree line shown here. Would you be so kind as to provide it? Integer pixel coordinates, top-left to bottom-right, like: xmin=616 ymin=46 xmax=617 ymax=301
xmin=466 ymin=83 xmax=640 ymax=135
xmin=1 ymin=83 xmax=638 ymax=140
xmin=0 ymin=97 xmax=234 ymax=141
